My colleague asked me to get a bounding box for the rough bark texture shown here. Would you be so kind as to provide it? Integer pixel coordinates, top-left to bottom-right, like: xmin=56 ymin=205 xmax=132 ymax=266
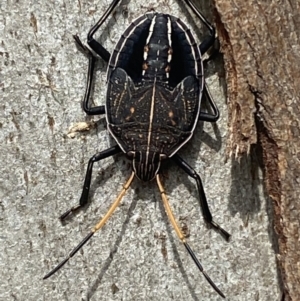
xmin=214 ymin=0 xmax=300 ymax=300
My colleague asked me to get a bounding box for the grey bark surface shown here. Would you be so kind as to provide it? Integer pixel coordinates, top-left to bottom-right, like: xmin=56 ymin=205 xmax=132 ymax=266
xmin=1 ymin=1 xmax=280 ymax=301
xmin=214 ymin=0 xmax=300 ymax=300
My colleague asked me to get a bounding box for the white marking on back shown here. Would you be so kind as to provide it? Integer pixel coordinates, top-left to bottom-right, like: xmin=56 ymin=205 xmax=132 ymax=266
xmin=142 ymin=15 xmax=159 ymax=74
xmin=146 ymin=15 xmax=156 ymax=45
xmin=143 ymin=45 xmax=149 ymax=61
xmin=167 ymin=17 xmax=172 ymax=48
xmin=146 ymin=78 xmax=157 ymax=161
xmin=111 ymin=17 xmax=148 ymax=70
xmin=166 ymin=17 xmax=172 ymax=79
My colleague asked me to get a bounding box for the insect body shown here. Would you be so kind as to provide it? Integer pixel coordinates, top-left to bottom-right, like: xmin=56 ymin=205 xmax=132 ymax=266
xmin=44 ymin=0 xmax=230 ymax=298
xmin=107 ymin=13 xmax=203 ymax=182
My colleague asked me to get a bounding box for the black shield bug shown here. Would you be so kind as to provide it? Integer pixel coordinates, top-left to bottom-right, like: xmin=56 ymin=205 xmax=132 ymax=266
xmin=44 ymin=0 xmax=230 ymax=298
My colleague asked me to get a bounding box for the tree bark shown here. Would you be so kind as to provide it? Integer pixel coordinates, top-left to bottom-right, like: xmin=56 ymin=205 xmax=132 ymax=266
xmin=213 ymin=0 xmax=300 ymax=300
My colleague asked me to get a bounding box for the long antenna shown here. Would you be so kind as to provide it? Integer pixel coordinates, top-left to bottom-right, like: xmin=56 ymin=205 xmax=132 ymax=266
xmin=43 ymin=172 xmax=135 ymax=279
xmin=156 ymin=174 xmax=225 ymax=298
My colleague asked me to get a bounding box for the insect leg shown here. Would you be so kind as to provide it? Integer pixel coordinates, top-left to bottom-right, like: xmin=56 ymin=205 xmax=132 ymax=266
xmin=183 ymin=1 xmax=220 ymax=122
xmin=43 ymin=172 xmax=135 ymax=279
xmin=73 ymin=35 xmax=106 ymax=115
xmin=184 ymin=0 xmax=216 ymax=55
xmin=156 ymin=174 xmax=225 ymax=299
xmin=87 ymin=0 xmax=123 ymax=62
xmin=60 ymin=145 xmax=122 ymax=220
xmin=198 ymin=83 xmax=220 ymax=122
xmin=171 ymin=154 xmax=230 ymax=241
xmin=73 ymin=0 xmax=123 ymax=115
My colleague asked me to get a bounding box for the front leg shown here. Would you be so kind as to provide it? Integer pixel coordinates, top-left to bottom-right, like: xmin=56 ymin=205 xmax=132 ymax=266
xmin=183 ymin=0 xmax=216 ymax=55
xmin=73 ymin=1 xmax=124 ymax=115
xmin=74 ymin=35 xmax=106 ymax=115
xmin=86 ymin=0 xmax=122 ymax=61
